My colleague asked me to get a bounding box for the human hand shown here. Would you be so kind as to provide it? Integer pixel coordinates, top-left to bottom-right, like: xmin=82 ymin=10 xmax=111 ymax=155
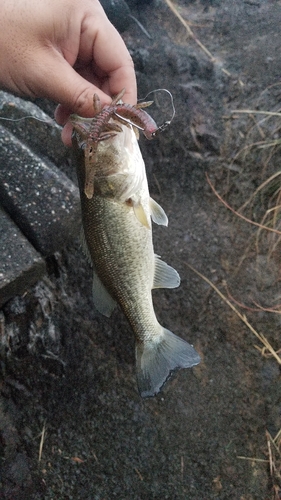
xmin=0 ymin=0 xmax=136 ymax=145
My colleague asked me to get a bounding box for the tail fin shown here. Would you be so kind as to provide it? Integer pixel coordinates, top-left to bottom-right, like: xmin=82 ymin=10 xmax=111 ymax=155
xmin=136 ymin=329 xmax=200 ymax=398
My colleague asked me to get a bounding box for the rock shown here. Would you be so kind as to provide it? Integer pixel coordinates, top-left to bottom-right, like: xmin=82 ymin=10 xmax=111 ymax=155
xmin=100 ymin=0 xmax=132 ymax=32
xmin=0 ymin=91 xmax=69 ymax=167
xmin=0 ymin=456 xmax=42 ymax=499
xmin=0 ymin=207 xmax=45 ymax=307
xmin=0 ymin=125 xmax=80 ymax=256
xmin=126 ymin=0 xmax=153 ymax=6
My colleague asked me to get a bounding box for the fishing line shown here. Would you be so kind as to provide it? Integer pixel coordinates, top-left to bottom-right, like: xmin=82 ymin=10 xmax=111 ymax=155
xmin=0 ymin=115 xmax=56 ymax=125
xmin=0 ymin=89 xmax=176 ymax=135
xmin=112 ymin=113 xmax=145 ymax=132
xmin=138 ymin=88 xmax=176 ymax=128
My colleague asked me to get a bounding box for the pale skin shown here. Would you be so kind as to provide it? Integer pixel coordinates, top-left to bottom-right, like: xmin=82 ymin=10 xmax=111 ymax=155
xmin=0 ymin=0 xmax=137 ymax=146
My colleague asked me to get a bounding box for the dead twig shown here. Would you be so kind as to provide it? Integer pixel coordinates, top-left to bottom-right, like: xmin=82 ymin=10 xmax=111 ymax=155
xmin=231 ymin=109 xmax=281 ymax=118
xmin=134 ymin=467 xmax=144 ymax=481
xmin=237 ymin=456 xmax=268 ymax=463
xmin=164 ymin=0 xmax=234 ymax=79
xmin=224 ymin=282 xmax=281 ymax=315
xmin=206 ymin=173 xmax=281 ymax=236
xmin=239 ymin=170 xmax=281 ymax=212
xmin=238 ymin=429 xmax=281 ymax=499
xmin=38 ymin=420 xmax=47 ymax=463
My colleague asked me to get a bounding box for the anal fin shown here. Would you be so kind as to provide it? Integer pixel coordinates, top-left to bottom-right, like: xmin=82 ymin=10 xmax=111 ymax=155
xmin=153 ymin=255 xmax=180 ymax=289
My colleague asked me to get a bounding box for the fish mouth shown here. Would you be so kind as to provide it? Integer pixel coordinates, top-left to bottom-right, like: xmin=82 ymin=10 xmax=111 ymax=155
xmin=101 ymin=121 xmax=138 ymax=153
xmin=70 ymin=113 xmax=137 ymax=156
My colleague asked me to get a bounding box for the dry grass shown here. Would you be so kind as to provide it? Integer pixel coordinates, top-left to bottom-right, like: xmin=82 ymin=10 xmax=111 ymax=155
xmin=206 ymin=173 xmax=281 ymax=238
xmin=185 ymin=257 xmax=281 ymax=492
xmin=204 ymin=89 xmax=281 ymax=498
xmin=238 ymin=429 xmax=281 ymax=499
xmin=222 ymin=105 xmax=281 ymax=257
xmin=206 ymin=169 xmax=281 ymax=294
xmin=164 ymin=0 xmax=217 ymax=62
xmin=164 ymin=0 xmax=241 ymax=80
xmin=183 ymin=262 xmax=281 ymax=365
xmin=267 ymin=429 xmax=281 ymax=499
xmin=215 ymin=88 xmax=281 ymax=320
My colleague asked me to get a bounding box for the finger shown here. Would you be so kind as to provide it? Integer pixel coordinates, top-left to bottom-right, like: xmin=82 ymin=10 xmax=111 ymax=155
xmin=80 ymin=15 xmax=137 ymax=105
xmin=32 ymin=51 xmax=113 ymax=116
xmin=61 ymin=121 xmax=73 ymax=147
xmin=54 ymin=104 xmax=72 ymax=126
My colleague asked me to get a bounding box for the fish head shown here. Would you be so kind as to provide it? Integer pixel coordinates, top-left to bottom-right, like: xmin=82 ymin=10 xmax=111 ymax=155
xmin=72 ymin=116 xmax=148 ymax=203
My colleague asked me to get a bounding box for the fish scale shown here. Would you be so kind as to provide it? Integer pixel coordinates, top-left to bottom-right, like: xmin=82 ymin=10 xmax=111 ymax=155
xmin=83 ymin=195 xmax=155 ymax=332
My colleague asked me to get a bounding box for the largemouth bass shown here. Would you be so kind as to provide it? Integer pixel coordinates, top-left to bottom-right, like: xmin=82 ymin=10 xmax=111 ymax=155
xmin=71 ymin=110 xmax=200 ymax=397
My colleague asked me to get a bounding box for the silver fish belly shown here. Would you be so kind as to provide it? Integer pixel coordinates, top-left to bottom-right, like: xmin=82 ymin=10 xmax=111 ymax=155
xmin=72 ymin=118 xmax=200 ymax=397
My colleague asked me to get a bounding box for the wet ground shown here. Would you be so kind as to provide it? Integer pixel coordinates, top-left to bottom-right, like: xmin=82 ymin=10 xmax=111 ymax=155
xmin=1 ymin=1 xmax=281 ymax=499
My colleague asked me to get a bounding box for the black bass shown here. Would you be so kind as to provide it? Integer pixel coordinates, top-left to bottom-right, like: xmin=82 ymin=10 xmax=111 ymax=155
xmin=71 ymin=113 xmax=200 ymax=397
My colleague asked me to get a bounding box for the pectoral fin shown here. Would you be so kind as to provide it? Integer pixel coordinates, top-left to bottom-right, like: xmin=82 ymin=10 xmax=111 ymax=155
xmin=153 ymin=255 xmax=180 ymax=289
xmin=150 ymin=198 xmax=168 ymax=226
xmin=92 ymin=270 xmax=117 ymax=317
xmin=133 ymin=202 xmax=151 ymax=229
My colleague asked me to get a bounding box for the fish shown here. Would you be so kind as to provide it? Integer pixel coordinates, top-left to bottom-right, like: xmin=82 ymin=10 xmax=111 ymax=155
xmin=71 ymin=112 xmax=200 ymax=397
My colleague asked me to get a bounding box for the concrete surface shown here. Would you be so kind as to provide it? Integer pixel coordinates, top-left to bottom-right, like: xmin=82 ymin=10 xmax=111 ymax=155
xmin=0 ymin=206 xmax=45 ymax=307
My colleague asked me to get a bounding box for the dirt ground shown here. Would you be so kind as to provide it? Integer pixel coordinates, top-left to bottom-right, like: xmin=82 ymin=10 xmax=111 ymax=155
xmin=1 ymin=1 xmax=281 ymax=499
